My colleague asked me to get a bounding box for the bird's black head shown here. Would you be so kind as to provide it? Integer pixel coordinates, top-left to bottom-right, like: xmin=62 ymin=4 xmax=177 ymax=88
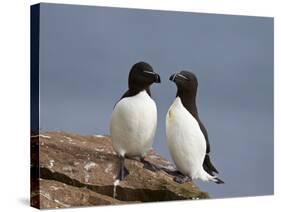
xmin=128 ymin=62 xmax=161 ymax=92
xmin=169 ymin=70 xmax=198 ymax=93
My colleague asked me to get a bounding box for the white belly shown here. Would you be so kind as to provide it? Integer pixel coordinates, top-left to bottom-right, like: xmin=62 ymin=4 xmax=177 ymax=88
xmin=110 ymin=91 xmax=157 ymax=157
xmin=166 ymin=97 xmax=206 ymax=179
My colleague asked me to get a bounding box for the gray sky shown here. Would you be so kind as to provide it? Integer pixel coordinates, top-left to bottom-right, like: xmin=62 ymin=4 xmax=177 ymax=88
xmin=38 ymin=3 xmax=273 ymax=198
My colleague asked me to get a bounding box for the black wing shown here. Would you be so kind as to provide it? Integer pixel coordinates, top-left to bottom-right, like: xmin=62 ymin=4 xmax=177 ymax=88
xmin=197 ymin=119 xmax=219 ymax=176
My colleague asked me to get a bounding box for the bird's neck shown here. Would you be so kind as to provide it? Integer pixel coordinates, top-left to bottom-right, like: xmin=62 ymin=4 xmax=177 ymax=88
xmin=176 ymin=89 xmax=199 ymax=120
xmin=129 ymin=85 xmax=151 ymax=97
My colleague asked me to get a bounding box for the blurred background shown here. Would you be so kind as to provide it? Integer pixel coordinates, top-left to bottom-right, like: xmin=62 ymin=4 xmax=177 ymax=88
xmin=38 ymin=3 xmax=273 ymax=198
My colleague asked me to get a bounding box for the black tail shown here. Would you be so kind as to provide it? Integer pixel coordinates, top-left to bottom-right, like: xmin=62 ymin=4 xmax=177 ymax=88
xmin=203 ymin=154 xmax=219 ymax=176
xmin=214 ymin=177 xmax=224 ymax=184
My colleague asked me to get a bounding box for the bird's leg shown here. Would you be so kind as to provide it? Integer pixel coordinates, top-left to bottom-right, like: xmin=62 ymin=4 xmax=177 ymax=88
xmin=140 ymin=157 xmax=161 ymax=172
xmin=116 ymin=156 xmax=129 ymax=181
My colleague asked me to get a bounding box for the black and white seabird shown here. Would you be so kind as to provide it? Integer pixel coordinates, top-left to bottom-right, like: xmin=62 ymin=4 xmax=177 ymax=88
xmin=166 ymin=71 xmax=223 ymax=184
xmin=110 ymin=62 xmax=161 ymax=181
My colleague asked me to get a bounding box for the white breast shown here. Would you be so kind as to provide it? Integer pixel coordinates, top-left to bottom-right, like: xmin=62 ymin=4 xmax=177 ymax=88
xmin=166 ymin=97 xmax=206 ymax=179
xmin=110 ymin=90 xmax=157 ymax=157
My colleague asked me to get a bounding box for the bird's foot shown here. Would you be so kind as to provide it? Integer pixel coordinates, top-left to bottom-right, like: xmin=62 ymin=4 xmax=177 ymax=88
xmin=141 ymin=158 xmax=161 ymax=172
xmin=173 ymin=175 xmax=191 ymax=184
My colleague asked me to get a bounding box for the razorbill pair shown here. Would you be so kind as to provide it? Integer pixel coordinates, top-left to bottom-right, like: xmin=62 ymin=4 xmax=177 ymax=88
xmin=110 ymin=62 xmax=223 ymax=184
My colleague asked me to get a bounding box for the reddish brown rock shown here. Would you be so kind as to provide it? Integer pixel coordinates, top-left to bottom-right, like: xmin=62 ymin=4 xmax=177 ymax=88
xmin=31 ymin=131 xmax=208 ymax=209
xmin=31 ymin=179 xmax=124 ymax=208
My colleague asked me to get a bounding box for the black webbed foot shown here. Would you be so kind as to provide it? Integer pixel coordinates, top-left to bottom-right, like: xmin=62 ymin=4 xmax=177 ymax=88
xmin=173 ymin=175 xmax=191 ymax=184
xmin=140 ymin=157 xmax=161 ymax=172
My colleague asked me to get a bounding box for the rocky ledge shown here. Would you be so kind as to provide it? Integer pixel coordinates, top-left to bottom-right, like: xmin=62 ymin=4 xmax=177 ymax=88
xmin=31 ymin=131 xmax=208 ymax=209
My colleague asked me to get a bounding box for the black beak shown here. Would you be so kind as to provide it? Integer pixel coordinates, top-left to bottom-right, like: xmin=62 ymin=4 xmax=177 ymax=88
xmin=169 ymin=73 xmax=177 ymax=82
xmin=154 ymin=73 xmax=161 ymax=83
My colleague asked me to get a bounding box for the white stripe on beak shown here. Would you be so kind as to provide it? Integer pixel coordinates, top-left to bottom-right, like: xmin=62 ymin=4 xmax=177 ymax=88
xmin=172 ymin=73 xmax=177 ymax=81
xmin=178 ymin=74 xmax=188 ymax=80
xmin=143 ymin=70 xmax=155 ymax=75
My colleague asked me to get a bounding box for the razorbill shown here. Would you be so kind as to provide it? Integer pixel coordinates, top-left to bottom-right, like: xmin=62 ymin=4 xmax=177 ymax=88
xmin=166 ymin=71 xmax=223 ymax=184
xmin=110 ymin=62 xmax=161 ymax=181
